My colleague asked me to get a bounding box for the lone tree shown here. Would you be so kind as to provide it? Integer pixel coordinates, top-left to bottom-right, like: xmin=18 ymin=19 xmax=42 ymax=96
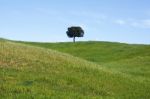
xmin=66 ymin=26 xmax=84 ymax=43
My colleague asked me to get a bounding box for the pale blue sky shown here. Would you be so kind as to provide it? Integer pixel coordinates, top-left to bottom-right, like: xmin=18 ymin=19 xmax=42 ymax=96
xmin=0 ymin=0 xmax=150 ymax=44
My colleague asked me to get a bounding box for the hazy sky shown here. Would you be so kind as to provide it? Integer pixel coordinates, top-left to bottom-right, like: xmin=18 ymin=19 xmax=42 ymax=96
xmin=0 ymin=0 xmax=150 ymax=44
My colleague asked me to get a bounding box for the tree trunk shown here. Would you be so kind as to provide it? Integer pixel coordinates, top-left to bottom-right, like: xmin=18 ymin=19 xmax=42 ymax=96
xmin=73 ymin=36 xmax=75 ymax=43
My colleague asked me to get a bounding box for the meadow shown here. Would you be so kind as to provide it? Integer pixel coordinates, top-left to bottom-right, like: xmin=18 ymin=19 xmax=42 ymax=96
xmin=0 ymin=39 xmax=150 ymax=98
xmin=20 ymin=41 xmax=150 ymax=81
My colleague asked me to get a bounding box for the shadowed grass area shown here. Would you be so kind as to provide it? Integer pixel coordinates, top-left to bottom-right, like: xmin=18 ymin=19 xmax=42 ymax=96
xmin=0 ymin=39 xmax=150 ymax=98
xmin=17 ymin=41 xmax=150 ymax=63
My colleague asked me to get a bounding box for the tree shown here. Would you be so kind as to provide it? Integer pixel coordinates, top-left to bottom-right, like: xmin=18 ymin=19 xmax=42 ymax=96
xmin=66 ymin=26 xmax=84 ymax=43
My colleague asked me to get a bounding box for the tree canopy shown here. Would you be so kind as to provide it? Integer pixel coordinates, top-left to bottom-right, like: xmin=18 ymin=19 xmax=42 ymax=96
xmin=66 ymin=26 xmax=84 ymax=43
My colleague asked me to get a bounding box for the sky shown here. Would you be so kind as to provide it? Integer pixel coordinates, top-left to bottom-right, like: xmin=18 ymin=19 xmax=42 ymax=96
xmin=0 ymin=0 xmax=150 ymax=44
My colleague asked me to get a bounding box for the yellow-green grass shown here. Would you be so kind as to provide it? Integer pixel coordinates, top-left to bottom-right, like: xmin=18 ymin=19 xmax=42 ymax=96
xmin=0 ymin=39 xmax=150 ymax=98
xmin=19 ymin=41 xmax=150 ymax=81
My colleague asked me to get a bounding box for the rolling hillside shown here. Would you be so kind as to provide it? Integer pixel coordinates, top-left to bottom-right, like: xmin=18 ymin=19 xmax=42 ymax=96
xmin=0 ymin=39 xmax=150 ymax=98
xmin=19 ymin=41 xmax=150 ymax=81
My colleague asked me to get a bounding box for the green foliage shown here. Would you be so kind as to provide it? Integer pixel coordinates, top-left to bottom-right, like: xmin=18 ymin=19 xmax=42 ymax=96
xmin=1 ymin=40 xmax=150 ymax=98
xmin=66 ymin=26 xmax=84 ymax=42
xmin=66 ymin=26 xmax=84 ymax=38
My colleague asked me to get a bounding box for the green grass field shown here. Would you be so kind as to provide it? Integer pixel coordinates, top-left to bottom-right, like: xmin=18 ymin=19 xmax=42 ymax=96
xmin=0 ymin=39 xmax=150 ymax=98
xmin=19 ymin=41 xmax=150 ymax=81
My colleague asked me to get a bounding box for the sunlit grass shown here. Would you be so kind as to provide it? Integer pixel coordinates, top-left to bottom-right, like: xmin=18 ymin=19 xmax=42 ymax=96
xmin=21 ymin=41 xmax=150 ymax=79
xmin=0 ymin=39 xmax=150 ymax=98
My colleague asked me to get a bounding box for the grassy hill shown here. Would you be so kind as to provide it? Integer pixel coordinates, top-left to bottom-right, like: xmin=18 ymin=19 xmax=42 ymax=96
xmin=0 ymin=39 xmax=150 ymax=98
xmin=19 ymin=41 xmax=150 ymax=80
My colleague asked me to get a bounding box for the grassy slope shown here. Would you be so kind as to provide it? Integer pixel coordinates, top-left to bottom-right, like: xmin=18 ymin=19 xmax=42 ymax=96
xmin=0 ymin=39 xmax=150 ymax=98
xmin=19 ymin=41 xmax=150 ymax=80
